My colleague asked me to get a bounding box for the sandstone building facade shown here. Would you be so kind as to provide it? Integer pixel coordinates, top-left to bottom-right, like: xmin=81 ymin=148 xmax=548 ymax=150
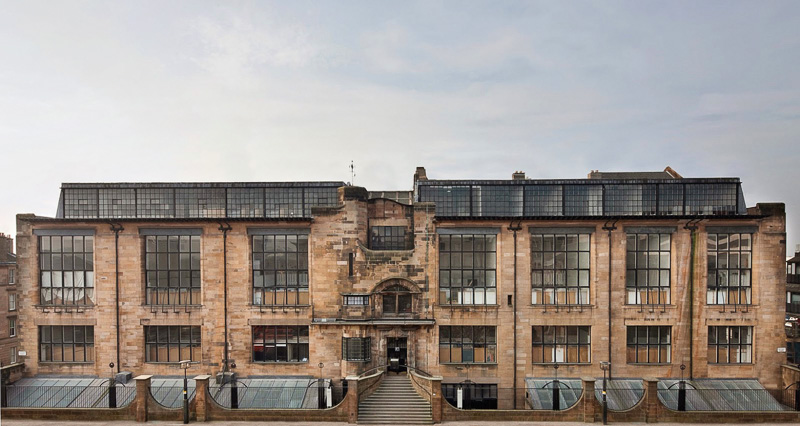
xmin=12 ymin=168 xmax=787 ymax=408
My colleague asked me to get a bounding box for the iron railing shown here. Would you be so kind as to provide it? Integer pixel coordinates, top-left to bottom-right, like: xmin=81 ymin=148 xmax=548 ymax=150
xmin=657 ymin=388 xmax=791 ymax=411
xmin=2 ymin=384 xmax=135 ymax=408
xmin=149 ymin=385 xmax=196 ymax=409
xmin=208 ymin=383 xmax=346 ymax=409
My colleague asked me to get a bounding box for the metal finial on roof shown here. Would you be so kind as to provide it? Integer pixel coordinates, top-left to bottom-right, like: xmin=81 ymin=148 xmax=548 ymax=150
xmin=350 ymin=160 xmax=356 ymax=186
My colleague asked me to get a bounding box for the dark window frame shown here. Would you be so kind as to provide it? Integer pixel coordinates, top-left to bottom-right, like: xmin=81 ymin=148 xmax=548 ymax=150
xmin=38 ymin=235 xmax=95 ymax=306
xmin=342 ymin=337 xmax=371 ymax=362
xmin=370 ymin=226 xmax=407 ymax=250
xmin=626 ymin=233 xmax=671 ymax=305
xmin=439 ymin=326 xmax=497 ymax=364
xmin=382 ymin=285 xmax=413 ymax=316
xmin=144 ymin=325 xmax=201 ymax=363
xmin=252 ymin=325 xmax=309 ymax=363
xmin=442 ymin=383 xmax=498 ymax=409
xmin=343 ymin=295 xmax=370 ymax=306
xmin=144 ymin=235 xmax=202 ymax=306
xmin=39 ymin=325 xmax=95 ymax=363
xmin=708 ymin=325 xmax=752 ymax=364
xmin=252 ymin=234 xmax=309 ymax=306
xmin=626 ymin=326 xmax=671 ymax=364
xmin=439 ymin=234 xmax=497 ymax=305
xmin=707 ymin=233 xmax=752 ymax=305
xmin=531 ymin=233 xmax=591 ymax=305
xmin=531 ymin=325 xmax=591 ymax=364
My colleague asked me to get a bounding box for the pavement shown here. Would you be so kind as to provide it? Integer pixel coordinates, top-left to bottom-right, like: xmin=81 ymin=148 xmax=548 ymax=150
xmin=2 ymin=421 xmax=798 ymax=426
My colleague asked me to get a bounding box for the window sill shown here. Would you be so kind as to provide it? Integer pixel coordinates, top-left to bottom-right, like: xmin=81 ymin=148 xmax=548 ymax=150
xmin=531 ymin=304 xmax=593 ymax=308
xmin=250 ymin=304 xmax=311 ymax=309
xmin=252 ymin=361 xmax=310 ymax=364
xmin=144 ymin=304 xmax=204 ymax=308
xmin=627 ymin=363 xmax=672 ymax=366
xmin=440 ymin=362 xmax=497 ymax=366
xmin=532 ymin=363 xmax=592 ymax=366
xmin=342 ymin=360 xmax=371 ymax=363
xmin=39 ymin=361 xmax=95 ymax=365
xmin=34 ymin=304 xmax=95 ymax=310
xmin=438 ymin=304 xmax=500 ymax=308
xmin=145 ymin=361 xmax=201 ymax=365
xmin=708 ymin=362 xmax=753 ymax=365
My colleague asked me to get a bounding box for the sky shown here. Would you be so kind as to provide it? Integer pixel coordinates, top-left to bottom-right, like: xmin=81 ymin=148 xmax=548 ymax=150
xmin=1 ymin=1 xmax=799 ymax=250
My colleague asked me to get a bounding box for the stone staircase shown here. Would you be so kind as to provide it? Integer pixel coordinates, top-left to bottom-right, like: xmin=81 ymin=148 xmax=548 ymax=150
xmin=358 ymin=374 xmax=433 ymax=425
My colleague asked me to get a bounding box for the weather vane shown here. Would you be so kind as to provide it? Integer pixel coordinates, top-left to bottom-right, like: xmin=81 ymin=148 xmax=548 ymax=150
xmin=349 ymin=160 xmax=356 ymax=186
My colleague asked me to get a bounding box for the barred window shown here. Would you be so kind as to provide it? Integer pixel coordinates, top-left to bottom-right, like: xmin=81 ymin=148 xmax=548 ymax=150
xmin=145 ymin=326 xmax=201 ymax=363
xmin=252 ymin=234 xmax=309 ymax=306
xmin=39 ymin=235 xmax=95 ymax=306
xmin=626 ymin=233 xmax=670 ymax=304
xmin=343 ymin=295 xmax=369 ymax=306
xmin=370 ymin=226 xmax=407 ymax=250
xmin=342 ymin=337 xmax=371 ymax=362
xmin=531 ymin=326 xmax=591 ymax=363
xmin=439 ymin=326 xmax=496 ymax=364
xmin=253 ymin=325 xmax=309 ymax=362
xmin=145 ymin=235 xmax=201 ymax=305
xmin=39 ymin=325 xmax=94 ymax=363
xmin=439 ymin=234 xmax=497 ymax=305
xmin=626 ymin=326 xmax=671 ymax=364
xmin=531 ymin=234 xmax=590 ymax=305
xmin=708 ymin=326 xmax=752 ymax=364
xmin=707 ymin=233 xmax=752 ymax=305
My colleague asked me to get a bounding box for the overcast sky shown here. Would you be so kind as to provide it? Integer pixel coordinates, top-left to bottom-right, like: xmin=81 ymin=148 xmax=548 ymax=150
xmin=1 ymin=1 xmax=799 ymax=250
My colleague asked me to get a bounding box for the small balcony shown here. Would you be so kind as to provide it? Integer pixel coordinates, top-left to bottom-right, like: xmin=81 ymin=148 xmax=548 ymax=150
xmin=788 ymin=274 xmax=800 ymax=284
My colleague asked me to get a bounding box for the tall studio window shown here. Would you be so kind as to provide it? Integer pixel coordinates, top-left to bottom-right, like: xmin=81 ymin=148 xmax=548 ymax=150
xmin=531 ymin=325 xmax=591 ymax=364
xmin=252 ymin=234 xmax=309 ymax=306
xmin=531 ymin=233 xmax=590 ymax=305
xmin=626 ymin=233 xmax=671 ymax=304
xmin=145 ymin=235 xmax=201 ymax=305
xmin=370 ymin=226 xmax=407 ymax=250
xmin=626 ymin=326 xmax=671 ymax=364
xmin=707 ymin=233 xmax=752 ymax=305
xmin=439 ymin=326 xmax=497 ymax=364
xmin=382 ymin=284 xmax=412 ymax=315
xmin=439 ymin=233 xmax=497 ymax=305
xmin=342 ymin=337 xmax=371 ymax=362
xmin=145 ymin=326 xmax=201 ymax=363
xmin=253 ymin=325 xmax=309 ymax=362
xmin=38 ymin=234 xmax=94 ymax=305
xmin=39 ymin=325 xmax=94 ymax=362
xmin=708 ymin=326 xmax=752 ymax=364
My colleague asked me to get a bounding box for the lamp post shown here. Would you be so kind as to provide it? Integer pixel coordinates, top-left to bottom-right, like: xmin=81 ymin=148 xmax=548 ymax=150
xmin=180 ymin=360 xmax=190 ymax=424
xmin=600 ymin=361 xmax=610 ymax=425
xmin=108 ymin=362 xmax=116 ymax=409
xmin=552 ymin=364 xmax=560 ymax=411
xmin=230 ymin=362 xmax=238 ymax=409
xmin=678 ymin=364 xmax=686 ymax=411
xmin=318 ymin=362 xmax=325 ymax=409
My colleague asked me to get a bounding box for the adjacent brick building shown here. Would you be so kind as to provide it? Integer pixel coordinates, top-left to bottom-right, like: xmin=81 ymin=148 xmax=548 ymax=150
xmin=0 ymin=233 xmax=20 ymax=371
xmin=11 ymin=167 xmax=787 ymax=409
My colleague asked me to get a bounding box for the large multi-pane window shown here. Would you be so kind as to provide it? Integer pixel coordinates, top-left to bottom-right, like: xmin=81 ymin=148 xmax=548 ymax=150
xmin=145 ymin=326 xmax=201 ymax=363
xmin=342 ymin=337 xmax=371 ymax=361
xmin=38 ymin=234 xmax=95 ymax=306
xmin=252 ymin=234 xmax=309 ymax=306
xmin=39 ymin=325 xmax=94 ymax=362
xmin=439 ymin=233 xmax=497 ymax=305
xmin=626 ymin=326 xmax=671 ymax=364
xmin=707 ymin=233 xmax=752 ymax=305
xmin=531 ymin=233 xmax=590 ymax=305
xmin=626 ymin=233 xmax=671 ymax=304
xmin=370 ymin=226 xmax=407 ymax=250
xmin=253 ymin=325 xmax=309 ymax=362
xmin=145 ymin=235 xmax=201 ymax=305
xmin=708 ymin=326 xmax=752 ymax=364
xmin=531 ymin=326 xmax=591 ymax=364
xmin=439 ymin=326 xmax=497 ymax=364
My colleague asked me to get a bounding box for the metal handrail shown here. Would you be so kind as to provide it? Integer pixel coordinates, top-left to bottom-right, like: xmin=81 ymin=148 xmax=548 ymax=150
xmin=356 ymin=364 xmax=389 ymax=379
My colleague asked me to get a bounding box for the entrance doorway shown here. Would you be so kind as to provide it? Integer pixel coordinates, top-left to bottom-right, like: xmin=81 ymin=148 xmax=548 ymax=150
xmin=386 ymin=337 xmax=407 ymax=372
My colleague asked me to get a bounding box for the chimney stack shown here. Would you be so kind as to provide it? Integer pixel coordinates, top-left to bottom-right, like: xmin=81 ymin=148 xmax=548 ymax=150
xmin=512 ymin=171 xmax=526 ymax=180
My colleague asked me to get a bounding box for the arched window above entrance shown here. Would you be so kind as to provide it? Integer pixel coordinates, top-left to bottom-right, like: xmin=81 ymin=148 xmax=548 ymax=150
xmin=381 ymin=284 xmax=413 ymax=316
